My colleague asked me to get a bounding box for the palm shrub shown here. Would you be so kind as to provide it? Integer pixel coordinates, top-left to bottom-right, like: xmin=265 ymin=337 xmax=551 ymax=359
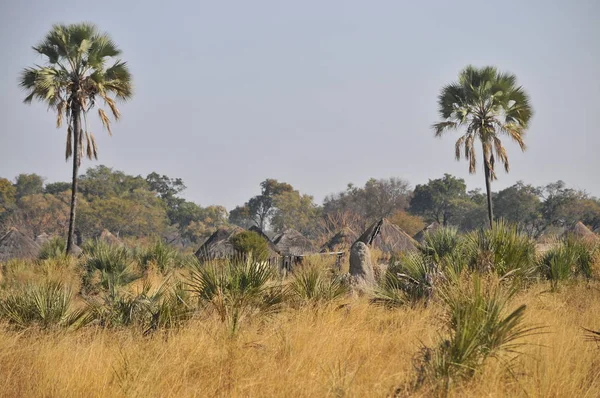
xmin=415 ymin=275 xmax=536 ymax=392
xmin=0 ymin=280 xmax=89 ymax=329
xmin=465 ymin=220 xmax=536 ymax=278
xmin=419 ymin=226 xmax=466 ymax=274
xmin=288 ymin=265 xmax=348 ymax=305
xmin=188 ymin=257 xmax=284 ymax=333
xmin=539 ymin=237 xmax=596 ymax=289
xmin=372 ymin=253 xmax=438 ymax=308
xmin=81 ymin=240 xmax=140 ymax=292
xmin=39 ymin=237 xmax=68 ymax=260
xmin=136 ymin=239 xmax=181 ymax=274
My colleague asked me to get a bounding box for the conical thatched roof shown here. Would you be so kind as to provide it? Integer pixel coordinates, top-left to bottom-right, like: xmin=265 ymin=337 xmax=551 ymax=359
xmin=562 ymin=222 xmax=598 ymax=242
xmin=249 ymin=226 xmax=281 ymax=255
xmin=0 ymin=228 xmax=41 ymax=262
xmin=100 ymin=229 xmax=123 ymax=246
xmin=320 ymin=227 xmax=358 ymax=253
xmin=195 ymin=226 xmax=280 ymax=260
xmin=273 ymin=229 xmax=315 ymax=256
xmin=356 ymin=218 xmax=417 ymax=253
xmin=413 ymin=222 xmax=441 ymax=243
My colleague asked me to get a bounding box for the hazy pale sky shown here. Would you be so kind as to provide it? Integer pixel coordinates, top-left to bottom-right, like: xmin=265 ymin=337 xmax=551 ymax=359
xmin=1 ymin=0 xmax=599 ymax=209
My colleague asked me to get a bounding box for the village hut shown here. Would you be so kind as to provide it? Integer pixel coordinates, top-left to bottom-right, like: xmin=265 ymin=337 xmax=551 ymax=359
xmin=562 ymin=221 xmax=598 ymax=242
xmin=355 ymin=218 xmax=417 ymax=254
xmin=195 ymin=226 xmax=280 ymax=261
xmin=320 ymin=227 xmax=358 ymax=253
xmin=0 ymin=228 xmax=41 ymax=262
xmin=99 ymin=229 xmax=124 ymax=246
xmin=273 ymin=229 xmax=316 ymax=256
xmin=413 ymin=222 xmax=441 ymax=243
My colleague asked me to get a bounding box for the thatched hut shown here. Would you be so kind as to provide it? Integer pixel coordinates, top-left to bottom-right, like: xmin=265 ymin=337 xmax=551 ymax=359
xmin=356 ymin=218 xmax=417 ymax=254
xmin=562 ymin=221 xmax=598 ymax=242
xmin=273 ymin=229 xmax=315 ymax=256
xmin=413 ymin=222 xmax=441 ymax=243
xmin=195 ymin=226 xmax=280 ymax=261
xmin=320 ymin=227 xmax=358 ymax=253
xmin=0 ymin=228 xmax=41 ymax=262
xmin=34 ymin=232 xmax=51 ymax=246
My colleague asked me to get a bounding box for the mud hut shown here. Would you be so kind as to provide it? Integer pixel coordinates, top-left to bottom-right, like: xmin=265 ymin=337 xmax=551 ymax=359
xmin=413 ymin=222 xmax=441 ymax=243
xmin=0 ymin=228 xmax=41 ymax=262
xmin=355 ymin=218 xmax=417 ymax=254
xmin=273 ymin=229 xmax=315 ymax=256
xmin=320 ymin=227 xmax=358 ymax=253
xmin=562 ymin=221 xmax=598 ymax=242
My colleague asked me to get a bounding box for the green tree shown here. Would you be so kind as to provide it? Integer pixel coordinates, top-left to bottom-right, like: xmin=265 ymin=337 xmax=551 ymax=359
xmin=271 ymin=190 xmax=320 ymax=235
xmin=0 ymin=178 xmax=17 ymax=215
xmin=20 ymin=23 xmax=133 ymax=254
xmin=237 ymin=179 xmax=294 ymax=230
xmin=494 ymin=182 xmax=543 ymax=235
xmin=44 ymin=182 xmax=71 ymax=195
xmin=409 ymin=174 xmax=470 ymax=226
xmin=434 ymin=65 xmax=533 ymax=227
xmin=230 ymin=231 xmax=270 ymax=261
xmin=14 ymin=174 xmax=44 ymax=199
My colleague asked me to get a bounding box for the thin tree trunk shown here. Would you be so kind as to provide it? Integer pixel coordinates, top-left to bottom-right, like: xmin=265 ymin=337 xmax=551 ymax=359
xmin=483 ymin=159 xmax=494 ymax=228
xmin=66 ymin=106 xmax=81 ymax=254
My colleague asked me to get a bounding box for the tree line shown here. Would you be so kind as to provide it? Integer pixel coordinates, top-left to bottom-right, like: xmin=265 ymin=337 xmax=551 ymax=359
xmin=1 ymin=166 xmax=598 ymax=246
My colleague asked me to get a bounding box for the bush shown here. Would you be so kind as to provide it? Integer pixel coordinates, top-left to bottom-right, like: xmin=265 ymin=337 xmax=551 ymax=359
xmin=419 ymin=226 xmax=467 ymax=274
xmin=81 ymin=240 xmax=140 ymax=292
xmin=230 ymin=231 xmax=271 ymax=262
xmin=188 ymin=257 xmax=283 ymax=333
xmin=39 ymin=237 xmax=70 ymax=260
xmin=0 ymin=280 xmax=89 ymax=329
xmin=289 ymin=265 xmax=348 ymax=305
xmin=136 ymin=239 xmax=181 ymax=274
xmin=539 ymin=237 xmax=597 ymax=289
xmin=415 ymin=275 xmax=536 ymax=392
xmin=465 ymin=220 xmax=536 ymax=277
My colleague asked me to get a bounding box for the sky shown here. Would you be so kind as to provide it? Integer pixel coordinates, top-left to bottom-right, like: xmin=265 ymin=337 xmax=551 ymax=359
xmin=0 ymin=0 xmax=599 ymax=210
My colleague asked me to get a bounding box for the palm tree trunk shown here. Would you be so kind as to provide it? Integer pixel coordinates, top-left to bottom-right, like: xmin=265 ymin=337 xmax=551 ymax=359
xmin=483 ymin=160 xmax=494 ymax=228
xmin=66 ymin=106 xmax=81 ymax=254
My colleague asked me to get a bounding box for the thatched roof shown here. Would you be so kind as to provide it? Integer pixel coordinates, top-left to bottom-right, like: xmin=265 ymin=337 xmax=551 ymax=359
xmin=249 ymin=226 xmax=281 ymax=255
xmin=356 ymin=218 xmax=417 ymax=253
xmin=273 ymin=229 xmax=316 ymax=256
xmin=320 ymin=227 xmax=358 ymax=253
xmin=195 ymin=226 xmax=280 ymax=260
xmin=0 ymin=228 xmax=41 ymax=262
xmin=562 ymin=222 xmax=598 ymax=242
xmin=100 ymin=229 xmax=123 ymax=246
xmin=413 ymin=222 xmax=441 ymax=243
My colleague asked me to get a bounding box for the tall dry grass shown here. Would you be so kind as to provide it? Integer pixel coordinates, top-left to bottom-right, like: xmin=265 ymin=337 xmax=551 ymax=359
xmin=0 ymin=281 xmax=599 ymax=397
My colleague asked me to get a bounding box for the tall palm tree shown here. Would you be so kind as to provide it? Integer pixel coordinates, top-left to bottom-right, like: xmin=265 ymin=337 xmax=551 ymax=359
xmin=433 ymin=66 xmax=532 ymax=228
xmin=20 ymin=23 xmax=132 ymax=253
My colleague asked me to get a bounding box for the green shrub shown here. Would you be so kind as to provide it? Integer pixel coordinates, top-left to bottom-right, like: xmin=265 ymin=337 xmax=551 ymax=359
xmin=539 ymin=238 xmax=596 ymax=289
xmin=230 ymin=231 xmax=271 ymax=262
xmin=465 ymin=220 xmax=536 ymax=277
xmin=81 ymin=240 xmax=140 ymax=292
xmin=188 ymin=257 xmax=283 ymax=333
xmin=289 ymin=265 xmax=348 ymax=305
xmin=38 ymin=237 xmax=68 ymax=260
xmin=0 ymin=280 xmax=89 ymax=329
xmin=136 ymin=239 xmax=181 ymax=274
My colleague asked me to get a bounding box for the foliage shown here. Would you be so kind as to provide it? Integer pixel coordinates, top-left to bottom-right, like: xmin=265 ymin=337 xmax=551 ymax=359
xmin=388 ymin=210 xmax=425 ymax=237
xmin=188 ymin=257 xmax=284 ymax=333
xmin=17 ymin=193 xmax=70 ymax=237
xmin=464 ymin=220 xmax=536 ymax=277
xmin=14 ymin=174 xmax=44 ymax=199
xmin=494 ymin=182 xmax=543 ymax=235
xmin=372 ymin=253 xmax=437 ymax=307
xmin=416 ymin=275 xmax=536 ymax=392
xmin=409 ymin=174 xmax=472 ymax=226
xmin=0 ymin=280 xmax=89 ymax=329
xmin=271 ymin=190 xmax=320 ymax=235
xmin=39 ymin=236 xmax=68 ymax=260
xmin=230 ymin=231 xmax=271 ymax=262
xmin=289 ymin=265 xmax=348 ymax=305
xmin=419 ymin=226 xmax=466 ymax=273
xmin=81 ymin=240 xmax=140 ymax=292
xmin=539 ymin=238 xmax=597 ymax=289
xmin=136 ymin=239 xmax=181 ymax=274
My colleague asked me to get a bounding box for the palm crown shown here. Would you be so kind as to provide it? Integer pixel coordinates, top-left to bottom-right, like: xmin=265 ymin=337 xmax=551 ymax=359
xmin=433 ymin=65 xmax=532 ymax=180
xmin=19 ymin=23 xmax=132 ymax=163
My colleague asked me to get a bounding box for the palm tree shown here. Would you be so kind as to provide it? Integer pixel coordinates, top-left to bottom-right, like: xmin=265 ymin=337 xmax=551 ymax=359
xmin=20 ymin=23 xmax=132 ymax=253
xmin=433 ymin=66 xmax=532 ymax=228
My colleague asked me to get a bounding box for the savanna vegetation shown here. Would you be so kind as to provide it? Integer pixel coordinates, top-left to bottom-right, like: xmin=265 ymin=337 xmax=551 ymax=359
xmin=2 ymin=23 xmax=599 ymax=398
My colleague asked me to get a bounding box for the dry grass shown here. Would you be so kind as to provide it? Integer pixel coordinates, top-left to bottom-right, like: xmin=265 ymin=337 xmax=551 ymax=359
xmin=0 ymin=280 xmax=599 ymax=397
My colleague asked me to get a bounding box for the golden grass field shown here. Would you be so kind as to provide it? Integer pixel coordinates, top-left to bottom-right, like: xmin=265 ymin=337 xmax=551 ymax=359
xmin=0 ymin=276 xmax=599 ymax=397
